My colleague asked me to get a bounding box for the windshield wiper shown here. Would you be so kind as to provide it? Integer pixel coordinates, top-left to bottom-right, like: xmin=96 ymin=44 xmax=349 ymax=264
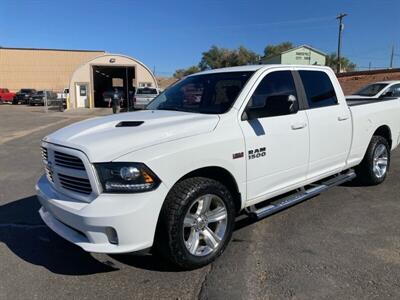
xmin=157 ymin=106 xmax=197 ymax=113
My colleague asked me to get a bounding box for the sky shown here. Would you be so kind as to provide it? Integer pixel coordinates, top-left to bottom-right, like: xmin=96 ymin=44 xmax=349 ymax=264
xmin=1 ymin=0 xmax=399 ymax=76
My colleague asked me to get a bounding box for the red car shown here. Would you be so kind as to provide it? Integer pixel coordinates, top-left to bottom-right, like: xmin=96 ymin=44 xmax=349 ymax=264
xmin=0 ymin=88 xmax=15 ymax=104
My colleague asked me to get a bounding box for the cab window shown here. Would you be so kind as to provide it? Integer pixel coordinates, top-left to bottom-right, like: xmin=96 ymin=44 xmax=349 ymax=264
xmin=299 ymin=70 xmax=337 ymax=108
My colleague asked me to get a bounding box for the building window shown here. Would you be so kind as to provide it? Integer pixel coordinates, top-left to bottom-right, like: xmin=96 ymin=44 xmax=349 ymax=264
xmin=139 ymin=82 xmax=153 ymax=87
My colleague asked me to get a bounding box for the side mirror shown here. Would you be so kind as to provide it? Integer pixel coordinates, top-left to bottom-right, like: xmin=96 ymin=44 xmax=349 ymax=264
xmin=243 ymin=94 xmax=298 ymax=121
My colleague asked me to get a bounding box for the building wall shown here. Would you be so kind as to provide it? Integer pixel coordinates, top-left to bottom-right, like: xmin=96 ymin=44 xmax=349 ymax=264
xmin=0 ymin=48 xmax=104 ymax=92
xmin=263 ymin=55 xmax=281 ymax=64
xmin=337 ymin=69 xmax=400 ymax=95
xmin=281 ymin=46 xmax=326 ymax=65
xmin=69 ymin=54 xmax=158 ymax=109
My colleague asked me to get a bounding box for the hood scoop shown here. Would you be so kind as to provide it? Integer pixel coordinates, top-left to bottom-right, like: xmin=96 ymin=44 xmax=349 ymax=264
xmin=116 ymin=121 xmax=144 ymax=127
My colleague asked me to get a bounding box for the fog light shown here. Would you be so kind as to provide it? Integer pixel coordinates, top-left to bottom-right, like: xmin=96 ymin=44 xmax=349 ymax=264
xmin=105 ymin=227 xmax=119 ymax=245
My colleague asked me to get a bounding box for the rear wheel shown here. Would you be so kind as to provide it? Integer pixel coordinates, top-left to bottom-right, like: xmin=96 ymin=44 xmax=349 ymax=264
xmin=156 ymin=177 xmax=235 ymax=269
xmin=355 ymin=136 xmax=390 ymax=185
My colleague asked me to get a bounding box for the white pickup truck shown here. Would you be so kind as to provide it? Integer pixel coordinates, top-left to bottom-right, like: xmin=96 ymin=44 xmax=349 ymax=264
xmin=36 ymin=65 xmax=400 ymax=269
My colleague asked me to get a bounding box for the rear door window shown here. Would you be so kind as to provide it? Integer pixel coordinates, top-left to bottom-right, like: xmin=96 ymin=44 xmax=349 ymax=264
xmin=299 ymin=70 xmax=337 ymax=108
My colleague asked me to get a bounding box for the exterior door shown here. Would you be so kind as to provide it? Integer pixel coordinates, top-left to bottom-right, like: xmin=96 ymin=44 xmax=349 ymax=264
xmin=76 ymin=83 xmax=88 ymax=108
xmin=240 ymin=70 xmax=309 ymax=201
xmin=297 ymin=69 xmax=352 ymax=180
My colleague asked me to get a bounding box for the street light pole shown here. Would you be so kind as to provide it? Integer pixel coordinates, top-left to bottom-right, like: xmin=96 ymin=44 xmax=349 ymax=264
xmin=336 ymin=13 xmax=347 ymax=73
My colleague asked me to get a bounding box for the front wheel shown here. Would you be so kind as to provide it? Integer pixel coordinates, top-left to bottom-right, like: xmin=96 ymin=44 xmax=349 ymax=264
xmin=355 ymin=136 xmax=390 ymax=185
xmin=156 ymin=177 xmax=235 ymax=269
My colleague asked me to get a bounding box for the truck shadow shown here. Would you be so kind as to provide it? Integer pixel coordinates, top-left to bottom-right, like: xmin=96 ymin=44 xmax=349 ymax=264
xmin=0 ymin=195 xmax=186 ymax=274
xmin=0 ymin=196 xmax=118 ymax=275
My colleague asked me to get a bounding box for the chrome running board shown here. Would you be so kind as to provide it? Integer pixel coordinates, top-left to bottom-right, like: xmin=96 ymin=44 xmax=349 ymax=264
xmin=249 ymin=170 xmax=356 ymax=220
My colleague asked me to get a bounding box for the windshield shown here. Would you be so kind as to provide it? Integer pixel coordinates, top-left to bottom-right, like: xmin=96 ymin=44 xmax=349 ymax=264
xmin=137 ymin=88 xmax=158 ymax=95
xmin=146 ymin=71 xmax=254 ymax=114
xmin=21 ymin=89 xmax=34 ymax=93
xmin=354 ymin=83 xmax=388 ymax=96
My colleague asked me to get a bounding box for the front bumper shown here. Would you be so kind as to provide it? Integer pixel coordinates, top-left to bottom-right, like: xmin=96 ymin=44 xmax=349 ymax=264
xmin=36 ymin=174 xmax=169 ymax=253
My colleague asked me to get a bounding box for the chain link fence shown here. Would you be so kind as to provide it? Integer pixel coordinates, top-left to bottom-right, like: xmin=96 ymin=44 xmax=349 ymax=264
xmin=43 ymin=91 xmax=66 ymax=112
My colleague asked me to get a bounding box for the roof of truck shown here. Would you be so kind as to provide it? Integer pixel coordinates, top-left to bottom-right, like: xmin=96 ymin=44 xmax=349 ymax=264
xmin=195 ymin=64 xmax=332 ymax=75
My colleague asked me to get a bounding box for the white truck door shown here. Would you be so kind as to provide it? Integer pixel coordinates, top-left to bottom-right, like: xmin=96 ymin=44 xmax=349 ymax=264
xmin=297 ymin=69 xmax=352 ymax=180
xmin=240 ymin=70 xmax=309 ymax=202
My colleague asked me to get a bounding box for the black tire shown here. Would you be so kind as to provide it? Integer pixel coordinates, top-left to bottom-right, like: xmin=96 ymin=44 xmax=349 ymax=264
xmin=355 ymin=136 xmax=390 ymax=185
xmin=155 ymin=177 xmax=235 ymax=269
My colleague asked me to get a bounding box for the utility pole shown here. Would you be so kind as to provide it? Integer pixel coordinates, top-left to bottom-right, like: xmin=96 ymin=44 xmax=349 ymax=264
xmin=390 ymin=44 xmax=394 ymax=69
xmin=336 ymin=13 xmax=348 ymax=73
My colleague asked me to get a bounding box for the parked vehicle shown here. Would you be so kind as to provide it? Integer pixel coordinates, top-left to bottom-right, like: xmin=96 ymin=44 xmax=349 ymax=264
xmin=29 ymin=90 xmax=58 ymax=106
xmin=57 ymin=88 xmax=69 ymax=100
xmin=36 ymin=65 xmax=400 ymax=269
xmin=346 ymin=80 xmax=400 ymax=101
xmin=0 ymin=88 xmax=15 ymax=104
xmin=134 ymin=87 xmax=159 ymax=109
xmin=13 ymin=88 xmax=37 ymax=104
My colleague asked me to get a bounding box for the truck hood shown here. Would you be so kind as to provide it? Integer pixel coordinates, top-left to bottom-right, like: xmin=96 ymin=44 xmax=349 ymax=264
xmin=44 ymin=110 xmax=220 ymax=162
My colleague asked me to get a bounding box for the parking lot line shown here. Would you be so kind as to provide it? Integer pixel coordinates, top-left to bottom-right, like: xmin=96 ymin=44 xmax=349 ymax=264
xmin=0 ymin=119 xmax=69 ymax=145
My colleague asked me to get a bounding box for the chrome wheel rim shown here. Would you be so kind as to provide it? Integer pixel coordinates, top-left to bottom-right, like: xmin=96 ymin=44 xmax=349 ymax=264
xmin=373 ymin=144 xmax=388 ymax=178
xmin=183 ymin=194 xmax=228 ymax=257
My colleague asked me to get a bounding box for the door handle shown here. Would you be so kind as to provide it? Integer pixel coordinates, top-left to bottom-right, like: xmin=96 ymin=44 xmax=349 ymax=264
xmin=338 ymin=115 xmax=349 ymax=121
xmin=291 ymin=123 xmax=307 ymax=130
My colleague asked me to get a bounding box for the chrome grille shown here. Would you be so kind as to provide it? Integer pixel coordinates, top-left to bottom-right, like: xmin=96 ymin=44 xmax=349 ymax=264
xmin=41 ymin=144 xmax=95 ymax=198
xmin=58 ymin=173 xmax=92 ymax=195
xmin=41 ymin=147 xmax=53 ymax=182
xmin=54 ymin=151 xmax=85 ymax=170
xmin=41 ymin=147 xmax=48 ymax=161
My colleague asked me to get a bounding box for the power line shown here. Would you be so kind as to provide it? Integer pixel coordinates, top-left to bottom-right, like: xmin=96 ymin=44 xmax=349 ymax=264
xmin=390 ymin=44 xmax=395 ymax=69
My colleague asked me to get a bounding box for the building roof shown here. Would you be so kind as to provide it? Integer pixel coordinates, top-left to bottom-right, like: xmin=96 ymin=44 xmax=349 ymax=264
xmin=0 ymin=46 xmax=105 ymax=53
xmin=280 ymin=44 xmax=327 ymax=56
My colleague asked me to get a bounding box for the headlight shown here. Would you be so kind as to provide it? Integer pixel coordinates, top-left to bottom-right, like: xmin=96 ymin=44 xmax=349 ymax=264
xmin=95 ymin=162 xmax=160 ymax=193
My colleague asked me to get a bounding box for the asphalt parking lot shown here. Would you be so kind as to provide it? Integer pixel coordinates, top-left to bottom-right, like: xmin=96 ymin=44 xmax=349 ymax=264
xmin=0 ymin=105 xmax=399 ymax=299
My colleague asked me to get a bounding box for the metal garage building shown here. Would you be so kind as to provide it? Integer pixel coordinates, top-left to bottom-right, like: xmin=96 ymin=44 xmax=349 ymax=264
xmin=69 ymin=54 xmax=157 ymax=109
xmin=0 ymin=47 xmax=105 ymax=92
xmin=0 ymin=47 xmax=158 ymax=109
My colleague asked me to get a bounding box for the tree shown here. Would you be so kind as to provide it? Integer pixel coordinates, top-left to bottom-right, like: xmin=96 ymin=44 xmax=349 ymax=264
xmin=198 ymin=45 xmax=259 ymax=70
xmin=234 ymin=46 xmax=259 ymax=66
xmin=326 ymin=52 xmax=356 ymax=72
xmin=199 ymin=46 xmax=233 ymax=70
xmin=263 ymin=42 xmax=293 ymax=58
xmin=173 ymin=65 xmax=201 ymax=79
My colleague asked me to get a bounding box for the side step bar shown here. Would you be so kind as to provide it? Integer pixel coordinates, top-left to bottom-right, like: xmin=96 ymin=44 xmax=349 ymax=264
xmin=249 ymin=170 xmax=356 ymax=220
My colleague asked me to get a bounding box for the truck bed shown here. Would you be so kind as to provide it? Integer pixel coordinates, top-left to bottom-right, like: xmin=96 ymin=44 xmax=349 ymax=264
xmin=346 ymin=97 xmax=399 ymax=106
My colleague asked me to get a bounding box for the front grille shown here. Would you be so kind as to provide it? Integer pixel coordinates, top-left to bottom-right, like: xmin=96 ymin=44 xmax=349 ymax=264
xmin=45 ymin=166 xmax=54 ymax=183
xmin=41 ymin=145 xmax=94 ymax=197
xmin=41 ymin=147 xmax=48 ymax=161
xmin=54 ymin=151 xmax=85 ymax=170
xmin=41 ymin=147 xmax=53 ymax=182
xmin=58 ymin=173 xmax=92 ymax=195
